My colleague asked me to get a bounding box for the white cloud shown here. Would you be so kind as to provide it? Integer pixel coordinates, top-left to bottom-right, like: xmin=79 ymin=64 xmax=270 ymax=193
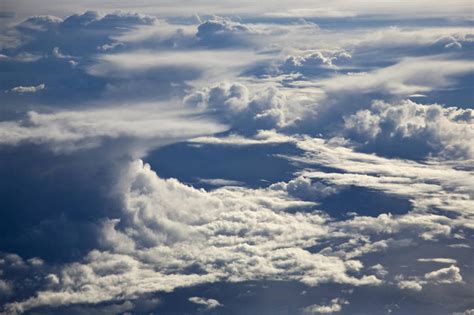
xmin=0 ymin=103 xmax=226 ymax=153
xmin=190 ymin=129 xmax=294 ymax=146
xmin=87 ymin=50 xmax=266 ymax=85
xmin=397 ymin=280 xmax=423 ymax=292
xmin=5 ymin=0 xmax=473 ymax=19
xmin=417 ymin=258 xmax=458 ymax=264
xmin=184 ymin=82 xmax=308 ymax=130
xmin=302 ymin=298 xmax=349 ymax=314
xmin=424 ymin=265 xmax=463 ymax=284
xmin=290 ymin=135 xmax=474 ymax=219
xmin=344 ymin=100 xmax=474 ymax=159
xmin=188 ymin=297 xmax=222 ymax=309
xmin=10 ymin=84 xmax=45 ymax=93
xmin=270 ymin=176 xmax=341 ymax=200
xmin=321 ymin=57 xmax=474 ymax=97
xmin=197 ymin=178 xmax=245 ymax=186
xmin=1 ymin=4 xmax=474 ymax=314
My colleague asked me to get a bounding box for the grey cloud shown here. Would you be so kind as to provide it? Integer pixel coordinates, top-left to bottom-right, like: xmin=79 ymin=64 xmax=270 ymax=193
xmin=280 ymin=50 xmax=352 ymax=76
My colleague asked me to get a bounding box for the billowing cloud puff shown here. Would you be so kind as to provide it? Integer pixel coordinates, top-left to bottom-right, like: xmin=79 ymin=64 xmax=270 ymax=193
xmin=424 ymin=265 xmax=463 ymax=284
xmin=11 ymin=11 xmax=158 ymax=58
xmin=281 ymin=50 xmax=352 ymax=74
xmin=270 ymin=176 xmax=341 ymax=201
xmin=19 ymin=11 xmax=156 ymax=33
xmin=397 ymin=280 xmax=423 ymax=292
xmin=1 ymin=160 xmax=383 ymax=313
xmin=302 ymin=298 xmax=349 ymax=314
xmin=344 ymin=100 xmax=474 ymax=159
xmin=196 ymin=18 xmax=257 ymax=47
xmin=17 ymin=15 xmax=62 ymax=31
xmin=184 ymin=82 xmax=305 ymax=130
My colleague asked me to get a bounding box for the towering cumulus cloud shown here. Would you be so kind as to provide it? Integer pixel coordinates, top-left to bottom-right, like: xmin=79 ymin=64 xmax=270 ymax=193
xmin=0 ymin=1 xmax=473 ymax=314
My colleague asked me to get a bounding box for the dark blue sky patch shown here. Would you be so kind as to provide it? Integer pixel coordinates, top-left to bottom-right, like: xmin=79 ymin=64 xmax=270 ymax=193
xmin=318 ymin=186 xmax=413 ymax=218
xmin=145 ymin=142 xmax=304 ymax=189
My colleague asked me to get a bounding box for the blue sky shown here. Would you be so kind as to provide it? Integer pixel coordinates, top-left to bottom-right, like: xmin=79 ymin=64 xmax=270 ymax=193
xmin=0 ymin=1 xmax=473 ymax=314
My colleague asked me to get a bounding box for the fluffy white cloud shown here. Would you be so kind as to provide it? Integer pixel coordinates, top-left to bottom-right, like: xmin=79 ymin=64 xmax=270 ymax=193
xmin=281 ymin=50 xmax=351 ymax=72
xmin=188 ymin=296 xmax=222 ymax=309
xmin=397 ymin=280 xmax=423 ymax=292
xmin=344 ymin=100 xmax=474 ymax=159
xmin=270 ymin=176 xmax=341 ymax=200
xmin=424 ymin=265 xmax=463 ymax=284
xmin=184 ymin=82 xmax=307 ymax=130
xmin=302 ymin=298 xmax=349 ymax=314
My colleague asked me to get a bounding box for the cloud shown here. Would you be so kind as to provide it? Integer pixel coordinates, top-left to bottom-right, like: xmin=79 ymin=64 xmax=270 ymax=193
xmin=87 ymin=50 xmax=264 ymax=86
xmin=280 ymin=50 xmax=351 ymax=75
xmin=197 ymin=178 xmax=245 ymax=186
xmin=0 ymin=280 xmax=12 ymax=297
xmin=196 ymin=17 xmax=257 ymax=47
xmin=270 ymin=176 xmax=341 ymax=201
xmin=1 ymin=4 xmax=474 ymax=315
xmin=188 ymin=296 xmax=222 ymax=309
xmin=394 ymin=264 xmax=464 ymax=293
xmin=0 ymin=103 xmax=226 ymax=153
xmin=397 ymin=280 xmax=423 ymax=292
xmin=4 ymin=0 xmax=474 ymax=19
xmin=424 ymin=265 xmax=463 ymax=284
xmin=1 ymin=159 xmax=383 ymax=313
xmin=184 ymin=82 xmax=307 ymax=131
xmin=9 ymin=84 xmax=45 ymax=93
xmin=289 ymin=135 xmax=474 ymax=220
xmin=302 ymin=298 xmax=349 ymax=314
xmin=317 ymin=57 xmax=474 ymax=110
xmin=418 ymin=258 xmax=458 ymax=264
xmin=190 ymin=129 xmax=293 ymax=146
xmin=344 ymin=99 xmax=474 ymax=159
